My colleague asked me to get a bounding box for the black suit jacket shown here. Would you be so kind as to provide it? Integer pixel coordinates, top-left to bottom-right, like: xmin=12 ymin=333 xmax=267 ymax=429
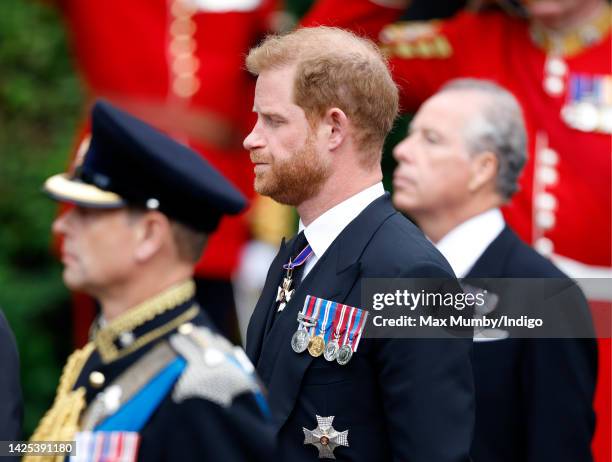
xmin=247 ymin=195 xmax=475 ymax=461
xmin=466 ymin=226 xmax=597 ymax=462
xmin=0 ymin=310 xmax=22 ymax=440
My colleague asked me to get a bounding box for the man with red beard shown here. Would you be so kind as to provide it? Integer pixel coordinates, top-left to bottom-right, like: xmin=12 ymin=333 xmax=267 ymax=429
xmin=302 ymin=1 xmax=612 ymax=459
xmin=243 ymin=26 xmax=475 ymax=461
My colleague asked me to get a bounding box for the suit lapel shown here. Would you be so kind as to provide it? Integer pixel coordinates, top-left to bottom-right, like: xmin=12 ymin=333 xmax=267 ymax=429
xmin=245 ymin=238 xmax=291 ymax=364
xmin=257 ymin=194 xmax=398 ymax=433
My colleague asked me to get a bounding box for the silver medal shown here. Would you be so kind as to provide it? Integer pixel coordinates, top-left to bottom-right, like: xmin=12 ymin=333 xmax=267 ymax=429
xmin=324 ymin=340 xmax=340 ymax=362
xmin=291 ymin=329 xmax=310 ymax=353
xmin=336 ymin=344 xmax=353 ymax=365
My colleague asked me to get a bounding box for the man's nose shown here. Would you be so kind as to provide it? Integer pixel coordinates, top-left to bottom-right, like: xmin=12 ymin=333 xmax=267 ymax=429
xmin=243 ymin=125 xmax=264 ymax=152
xmin=393 ymin=137 xmax=415 ymax=164
xmin=52 ymin=207 xmax=73 ymax=235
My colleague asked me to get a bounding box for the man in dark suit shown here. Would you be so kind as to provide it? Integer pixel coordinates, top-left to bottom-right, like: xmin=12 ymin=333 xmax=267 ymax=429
xmin=393 ymin=78 xmax=597 ymax=461
xmin=0 ymin=310 xmax=22 ymax=440
xmin=25 ymin=101 xmax=273 ymax=462
xmin=243 ymin=26 xmax=475 ymax=461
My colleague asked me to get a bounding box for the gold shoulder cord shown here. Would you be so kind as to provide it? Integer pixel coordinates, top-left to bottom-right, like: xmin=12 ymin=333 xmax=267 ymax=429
xmin=25 ymin=342 xmax=95 ymax=462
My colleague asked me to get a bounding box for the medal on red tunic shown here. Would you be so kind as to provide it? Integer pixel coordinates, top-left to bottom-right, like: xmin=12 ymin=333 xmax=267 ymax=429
xmin=562 ymin=73 xmax=612 ymax=134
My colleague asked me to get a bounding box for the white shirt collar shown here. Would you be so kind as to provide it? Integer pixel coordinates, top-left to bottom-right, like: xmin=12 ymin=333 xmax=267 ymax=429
xmin=299 ymin=183 xmax=385 ymax=259
xmin=435 ymin=208 xmax=505 ymax=278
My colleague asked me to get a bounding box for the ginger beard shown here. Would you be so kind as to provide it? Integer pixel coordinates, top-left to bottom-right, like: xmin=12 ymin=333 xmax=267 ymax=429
xmin=251 ymin=132 xmax=331 ymax=206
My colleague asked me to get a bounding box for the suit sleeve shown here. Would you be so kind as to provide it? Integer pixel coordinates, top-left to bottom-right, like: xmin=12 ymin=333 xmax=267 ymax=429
xmin=0 ymin=311 xmax=23 ymax=440
xmin=372 ymin=264 xmax=474 ymax=462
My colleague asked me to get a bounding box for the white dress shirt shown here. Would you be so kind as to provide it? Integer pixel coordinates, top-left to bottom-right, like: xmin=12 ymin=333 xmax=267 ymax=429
xmin=435 ymin=208 xmax=505 ymax=278
xmin=298 ymin=182 xmax=385 ymax=279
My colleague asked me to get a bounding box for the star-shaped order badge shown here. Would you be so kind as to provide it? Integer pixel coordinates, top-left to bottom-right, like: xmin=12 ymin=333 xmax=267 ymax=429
xmin=303 ymin=415 xmax=349 ymax=459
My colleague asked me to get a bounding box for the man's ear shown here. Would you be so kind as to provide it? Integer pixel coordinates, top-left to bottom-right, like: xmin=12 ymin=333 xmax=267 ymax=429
xmin=133 ymin=211 xmax=169 ymax=262
xmin=321 ymin=107 xmax=349 ymax=151
xmin=468 ymin=151 xmax=498 ymax=193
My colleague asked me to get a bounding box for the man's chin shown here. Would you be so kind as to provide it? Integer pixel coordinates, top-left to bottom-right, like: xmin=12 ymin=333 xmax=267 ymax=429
xmin=62 ymin=271 xmax=87 ymax=293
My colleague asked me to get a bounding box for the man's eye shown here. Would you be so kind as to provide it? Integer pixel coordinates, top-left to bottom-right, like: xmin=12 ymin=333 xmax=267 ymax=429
xmin=263 ymin=115 xmax=284 ymax=127
xmin=423 ymin=131 xmax=441 ymax=144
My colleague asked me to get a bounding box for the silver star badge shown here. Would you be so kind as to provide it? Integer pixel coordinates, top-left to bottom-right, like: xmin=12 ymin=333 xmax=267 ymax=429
xmin=303 ymin=415 xmax=349 ymax=459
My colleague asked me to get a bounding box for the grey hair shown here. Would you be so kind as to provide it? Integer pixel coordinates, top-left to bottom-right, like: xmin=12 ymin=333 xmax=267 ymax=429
xmin=439 ymin=78 xmax=527 ymax=201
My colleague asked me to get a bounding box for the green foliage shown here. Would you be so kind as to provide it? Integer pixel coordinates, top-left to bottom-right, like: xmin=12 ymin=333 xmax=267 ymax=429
xmin=0 ymin=0 xmax=84 ymax=435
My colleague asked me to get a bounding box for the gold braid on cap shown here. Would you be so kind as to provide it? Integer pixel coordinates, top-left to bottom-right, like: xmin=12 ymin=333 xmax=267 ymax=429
xmin=25 ymin=342 xmax=94 ymax=462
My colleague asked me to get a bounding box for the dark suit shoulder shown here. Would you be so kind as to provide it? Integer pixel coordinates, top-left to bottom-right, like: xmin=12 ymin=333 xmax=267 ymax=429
xmin=360 ymin=212 xmax=455 ymax=277
xmin=486 ymin=227 xmax=566 ymax=278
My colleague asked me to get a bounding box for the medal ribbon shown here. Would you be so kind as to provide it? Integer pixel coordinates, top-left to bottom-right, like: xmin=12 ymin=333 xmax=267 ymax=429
xmin=317 ymin=300 xmax=336 ymax=338
xmin=329 ymin=304 xmax=347 ymax=343
xmin=297 ymin=295 xmax=317 ymax=331
xmin=302 ymin=295 xmax=316 ymax=318
xmin=341 ymin=307 xmax=356 ymax=347
xmin=346 ymin=309 xmax=363 ymax=351
xmin=308 ymin=298 xmax=323 ymax=336
xmin=352 ymin=311 xmax=369 ymax=353
xmin=283 ymin=245 xmax=314 ymax=270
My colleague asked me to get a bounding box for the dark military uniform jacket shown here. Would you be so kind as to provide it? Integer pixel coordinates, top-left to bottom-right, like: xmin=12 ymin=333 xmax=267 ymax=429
xmin=27 ymin=280 xmax=273 ymax=462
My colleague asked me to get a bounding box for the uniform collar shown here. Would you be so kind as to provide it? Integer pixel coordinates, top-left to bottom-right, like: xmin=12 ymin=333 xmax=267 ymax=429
xmin=299 ymin=182 xmax=385 ymax=260
xmin=529 ymin=3 xmax=611 ymax=56
xmin=93 ymin=279 xmax=198 ymax=363
xmin=435 ymin=208 xmax=505 ymax=278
